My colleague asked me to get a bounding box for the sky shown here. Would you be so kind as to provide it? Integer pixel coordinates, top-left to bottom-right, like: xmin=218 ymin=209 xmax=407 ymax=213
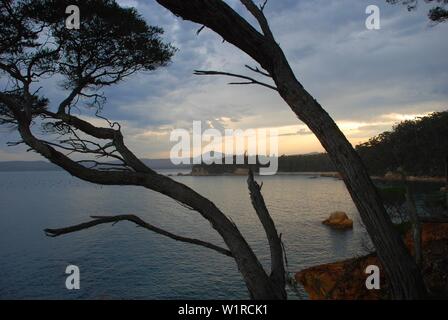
xmin=0 ymin=0 xmax=447 ymax=160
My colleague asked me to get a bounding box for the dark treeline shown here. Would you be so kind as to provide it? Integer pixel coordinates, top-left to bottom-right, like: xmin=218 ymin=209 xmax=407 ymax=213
xmin=281 ymin=111 xmax=448 ymax=176
xmin=277 ymin=153 xmax=335 ymax=172
xmin=192 ymin=154 xmax=336 ymax=174
xmin=356 ymin=111 xmax=448 ymax=176
xmin=194 ymin=111 xmax=447 ymax=176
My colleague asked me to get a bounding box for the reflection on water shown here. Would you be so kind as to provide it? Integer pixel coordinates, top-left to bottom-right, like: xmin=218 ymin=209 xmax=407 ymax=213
xmin=1 ymin=170 xmax=378 ymax=299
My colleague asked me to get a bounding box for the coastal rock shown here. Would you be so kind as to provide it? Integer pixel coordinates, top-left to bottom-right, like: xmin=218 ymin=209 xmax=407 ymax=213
xmin=322 ymin=212 xmax=353 ymax=229
xmin=295 ymin=223 xmax=448 ymax=300
xmin=191 ymin=167 xmax=209 ymax=176
xmin=384 ymin=171 xmax=402 ymax=181
xmin=233 ymin=168 xmax=250 ymax=176
xmin=295 ymin=254 xmax=386 ymax=300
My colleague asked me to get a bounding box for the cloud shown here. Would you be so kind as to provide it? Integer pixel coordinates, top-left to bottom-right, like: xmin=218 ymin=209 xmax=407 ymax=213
xmin=116 ymin=0 xmax=139 ymax=8
xmin=279 ymin=128 xmax=313 ymax=137
xmin=1 ymin=0 xmax=447 ymax=160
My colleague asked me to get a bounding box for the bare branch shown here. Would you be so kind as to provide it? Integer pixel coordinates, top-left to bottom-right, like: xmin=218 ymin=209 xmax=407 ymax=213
xmin=247 ymin=170 xmax=286 ymax=294
xmin=75 ymin=160 xmax=133 ymax=172
xmin=41 ymin=110 xmax=118 ymax=140
xmin=44 ymin=214 xmax=233 ymax=257
xmin=57 ymin=82 xmax=88 ymax=114
xmin=196 ymin=25 xmax=206 ymax=35
xmin=194 ymin=70 xmax=278 ymax=91
xmin=40 ymin=110 xmax=151 ymax=174
xmin=95 ymin=110 xmax=121 ymax=131
xmin=245 ymin=64 xmax=271 ymax=78
xmin=41 ymin=138 xmax=127 ymax=164
xmin=6 ymin=140 xmax=24 ymax=147
xmin=240 ymin=0 xmax=274 ymax=40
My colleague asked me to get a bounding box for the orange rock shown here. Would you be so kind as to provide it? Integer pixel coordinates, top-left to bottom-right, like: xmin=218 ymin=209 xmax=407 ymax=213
xmin=322 ymin=212 xmax=353 ymax=230
xmin=295 ymin=255 xmax=386 ymax=300
xmin=404 ymin=223 xmax=448 ymax=252
xmin=296 ymin=223 xmax=448 ymax=300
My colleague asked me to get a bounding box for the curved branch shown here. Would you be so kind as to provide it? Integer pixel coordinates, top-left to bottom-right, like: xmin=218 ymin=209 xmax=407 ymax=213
xmin=44 ymin=214 xmax=233 ymax=257
xmin=194 ymin=70 xmax=278 ymax=91
xmin=5 ymin=103 xmax=278 ymax=299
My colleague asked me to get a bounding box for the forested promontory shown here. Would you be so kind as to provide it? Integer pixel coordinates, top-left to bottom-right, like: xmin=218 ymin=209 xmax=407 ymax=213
xmin=356 ymin=111 xmax=448 ymax=177
xmin=193 ymin=111 xmax=448 ymax=177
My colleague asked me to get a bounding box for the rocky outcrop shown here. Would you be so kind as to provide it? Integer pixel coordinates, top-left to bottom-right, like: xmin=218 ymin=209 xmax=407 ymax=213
xmin=322 ymin=212 xmax=353 ymax=230
xmin=383 ymin=171 xmax=402 ymax=181
xmin=191 ymin=167 xmax=209 ymax=176
xmin=296 ymin=254 xmax=387 ymax=300
xmin=295 ymin=223 xmax=448 ymax=299
xmin=233 ymin=168 xmax=250 ymax=176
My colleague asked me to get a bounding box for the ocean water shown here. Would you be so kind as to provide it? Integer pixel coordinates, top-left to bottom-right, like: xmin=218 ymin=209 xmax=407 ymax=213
xmin=0 ymin=170 xmax=372 ymax=299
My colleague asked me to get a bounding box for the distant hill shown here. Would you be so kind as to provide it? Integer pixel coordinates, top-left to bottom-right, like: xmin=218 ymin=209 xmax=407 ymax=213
xmin=141 ymin=159 xmax=192 ymax=170
xmin=0 ymin=161 xmax=60 ymax=172
xmin=191 ymin=153 xmax=335 ymax=175
xmin=0 ymin=159 xmax=192 ymax=172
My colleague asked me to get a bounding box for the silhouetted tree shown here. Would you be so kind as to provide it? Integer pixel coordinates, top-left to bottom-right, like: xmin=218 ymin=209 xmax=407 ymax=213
xmin=356 ymin=112 xmax=448 ymax=177
xmin=1 ymin=0 xmax=287 ymax=299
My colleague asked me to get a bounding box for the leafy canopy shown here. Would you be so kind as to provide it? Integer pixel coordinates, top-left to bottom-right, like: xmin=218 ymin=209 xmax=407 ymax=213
xmin=0 ymin=0 xmax=175 ymax=125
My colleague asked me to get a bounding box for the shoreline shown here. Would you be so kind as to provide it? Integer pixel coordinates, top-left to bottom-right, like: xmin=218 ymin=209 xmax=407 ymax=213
xmin=295 ymin=223 xmax=448 ymax=299
xmin=175 ymin=171 xmax=446 ymax=183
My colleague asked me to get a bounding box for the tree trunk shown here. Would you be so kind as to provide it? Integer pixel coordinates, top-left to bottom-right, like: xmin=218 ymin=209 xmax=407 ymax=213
xmin=445 ymin=155 xmax=448 ymax=209
xmin=155 ymin=0 xmax=427 ymax=299
xmin=276 ymin=73 xmax=426 ymax=299
xmin=247 ymin=170 xmax=286 ymax=298
xmin=403 ymin=179 xmax=422 ymax=268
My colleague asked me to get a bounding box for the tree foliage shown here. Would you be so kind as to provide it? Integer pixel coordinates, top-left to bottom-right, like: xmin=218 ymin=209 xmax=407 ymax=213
xmin=356 ymin=111 xmax=448 ymax=176
xmin=387 ymin=0 xmax=448 ymax=23
xmin=0 ymin=0 xmax=175 ymax=127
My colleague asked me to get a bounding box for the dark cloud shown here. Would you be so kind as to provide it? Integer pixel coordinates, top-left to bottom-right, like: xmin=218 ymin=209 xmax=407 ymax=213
xmin=279 ymin=128 xmax=313 ymax=137
xmin=1 ymin=0 xmax=447 ymax=159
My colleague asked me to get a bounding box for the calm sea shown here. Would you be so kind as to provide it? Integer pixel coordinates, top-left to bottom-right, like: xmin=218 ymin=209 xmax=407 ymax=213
xmin=0 ymin=170 xmax=374 ymax=299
